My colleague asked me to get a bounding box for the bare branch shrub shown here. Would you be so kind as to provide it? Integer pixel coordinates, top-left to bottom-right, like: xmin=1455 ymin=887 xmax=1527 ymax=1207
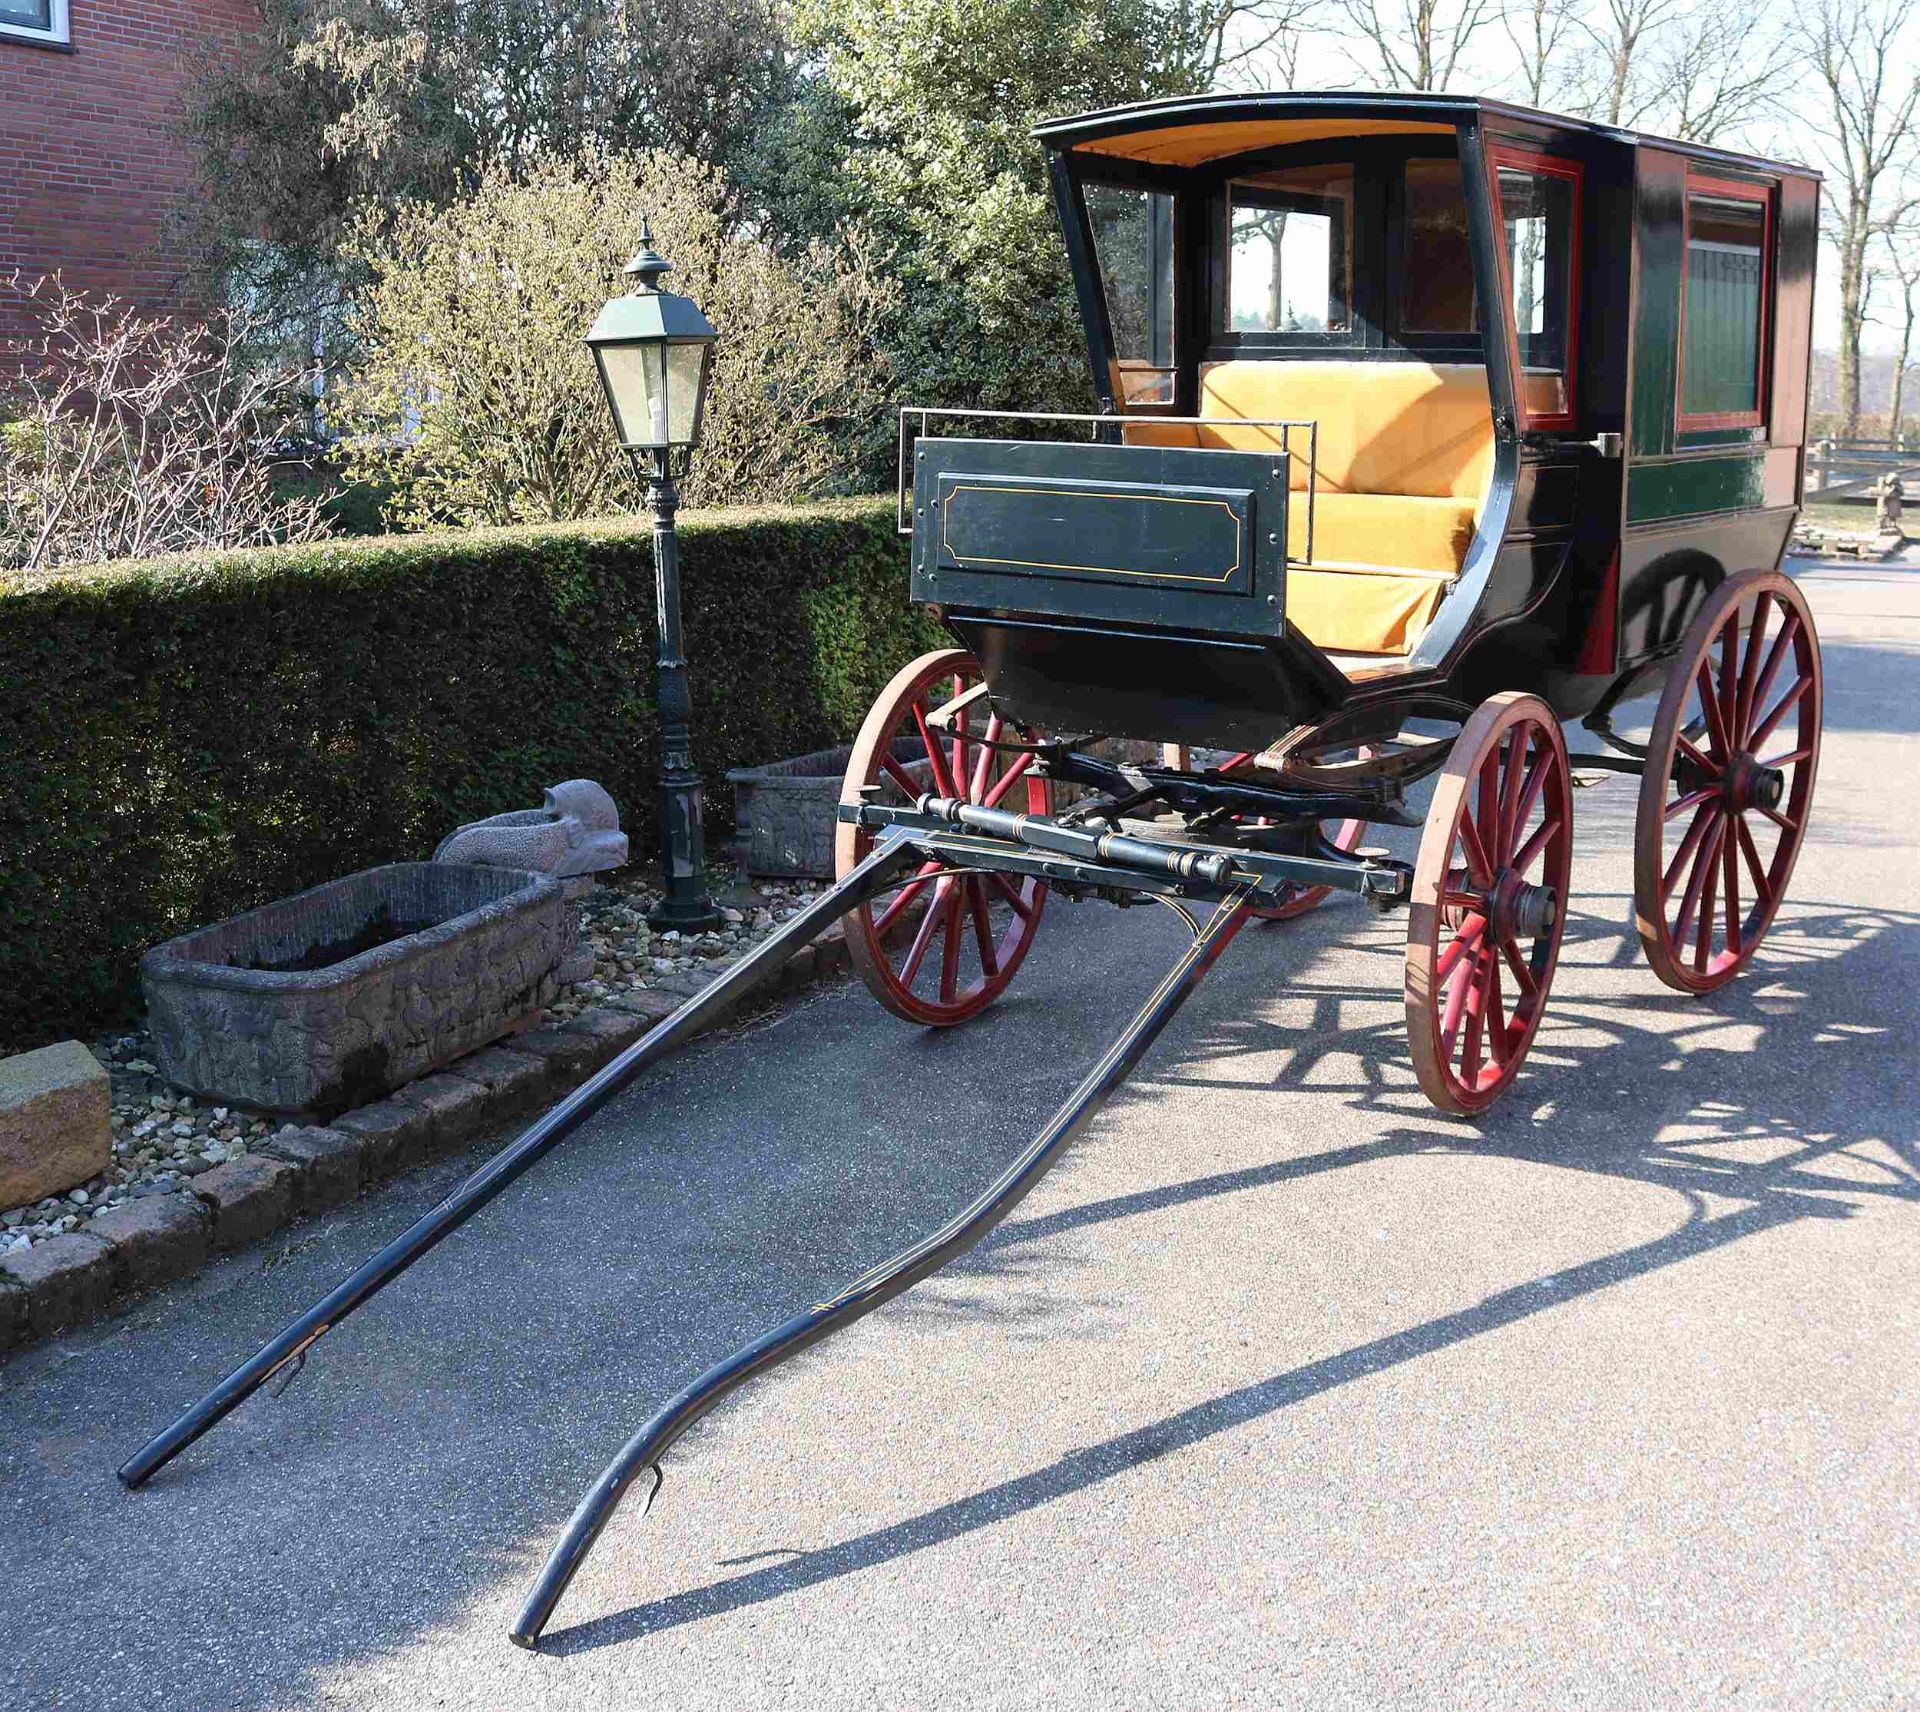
xmin=0 ymin=276 xmax=328 ymax=575
xmin=332 ymin=148 xmax=896 ymax=526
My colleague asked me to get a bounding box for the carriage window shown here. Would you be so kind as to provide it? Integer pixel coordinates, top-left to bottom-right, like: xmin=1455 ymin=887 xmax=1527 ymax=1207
xmin=1492 ymin=154 xmax=1580 ymax=425
xmin=1401 ymin=159 xmax=1477 ymax=334
xmin=1085 ymin=183 xmax=1175 ymax=404
xmin=1227 ymin=164 xmax=1353 ymax=334
xmin=1681 ymin=184 xmax=1769 ymax=428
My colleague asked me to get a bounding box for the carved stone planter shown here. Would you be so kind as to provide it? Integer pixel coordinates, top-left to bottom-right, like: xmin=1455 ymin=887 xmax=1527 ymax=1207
xmin=141 ymin=864 xmax=568 ymax=1118
xmin=726 ymin=740 xmax=933 ymax=879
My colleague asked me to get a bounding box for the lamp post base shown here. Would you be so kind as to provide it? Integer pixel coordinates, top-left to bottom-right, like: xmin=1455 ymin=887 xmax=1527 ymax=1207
xmin=647 ymin=895 xmax=726 ymax=935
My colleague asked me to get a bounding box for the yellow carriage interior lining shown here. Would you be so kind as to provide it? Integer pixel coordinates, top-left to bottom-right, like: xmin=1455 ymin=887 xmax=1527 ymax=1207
xmin=1125 ymin=360 xmax=1496 ymax=655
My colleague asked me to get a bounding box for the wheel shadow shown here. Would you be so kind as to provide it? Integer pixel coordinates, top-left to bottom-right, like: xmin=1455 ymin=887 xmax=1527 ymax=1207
xmin=543 ymin=894 xmax=1919 ymax=1656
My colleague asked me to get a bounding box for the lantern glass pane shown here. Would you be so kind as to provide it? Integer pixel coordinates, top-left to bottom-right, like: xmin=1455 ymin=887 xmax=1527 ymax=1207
xmin=598 ymin=341 xmax=673 ymax=447
xmin=664 ymin=340 xmax=708 ymax=447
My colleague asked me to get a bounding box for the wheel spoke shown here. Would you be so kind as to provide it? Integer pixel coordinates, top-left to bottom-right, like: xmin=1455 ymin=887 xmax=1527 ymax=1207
xmin=1695 ymin=660 xmax=1733 ymax=761
xmin=988 ymin=870 xmax=1033 ymax=918
xmin=1435 ymin=913 xmax=1486 ymax=982
xmin=1691 ymin=817 xmax=1726 ymax=971
xmin=1757 ymin=802 xmax=1799 ymax=834
xmin=1662 ymin=802 xmax=1715 ymax=897
xmin=1716 ymin=613 xmax=1740 ymax=758
xmin=1485 ymin=950 xmax=1510 ymax=1068
xmin=1440 ymin=949 xmax=1475 ymax=1055
xmin=966 ymin=876 xmax=999 ymax=976
xmin=1736 ymin=814 xmax=1773 ymax=905
xmin=1500 ymin=931 xmax=1539 ymax=996
xmin=1663 ymin=786 xmax=1717 ymax=822
xmin=1722 ymin=819 xmax=1741 ymax=957
xmin=1495 ymin=732 xmax=1527 ymax=865
xmin=879 ymin=752 xmax=921 ymax=800
xmin=937 ymin=880 xmax=964 ymax=1003
xmin=913 ymin=702 xmax=959 ymax=799
xmin=981 ymin=751 xmax=1033 ymax=809
xmin=1510 ymin=746 xmax=1550 ymax=844
xmin=1674 ymin=732 xmax=1719 ymax=780
xmin=871 ymin=859 xmax=943 ymax=938
xmin=949 ymin=684 xmax=970 ymax=805
xmin=1733 ymin=590 xmax=1772 ymax=740
xmin=1511 ymin=814 xmax=1562 ymax=875
xmin=1457 ymin=808 xmax=1496 ymax=887
xmin=1747 ymin=673 xmax=1811 ymax=752
xmin=1459 ymin=946 xmax=1488 ymax=1085
xmin=968 ymin=714 xmax=1003 ymax=801
xmin=1755 ymin=745 xmax=1812 ymax=769
xmin=1744 ymin=610 xmax=1802 ymax=739
xmin=897 ymin=877 xmax=951 ymax=987
xmin=1671 ymin=809 xmax=1723 ymax=945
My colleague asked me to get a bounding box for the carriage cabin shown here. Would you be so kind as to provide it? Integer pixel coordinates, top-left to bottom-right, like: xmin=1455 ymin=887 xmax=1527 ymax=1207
xmin=908 ymin=92 xmax=1819 ymax=749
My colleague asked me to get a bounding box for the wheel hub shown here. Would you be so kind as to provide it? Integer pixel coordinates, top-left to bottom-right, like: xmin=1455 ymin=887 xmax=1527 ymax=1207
xmin=1724 ymin=753 xmax=1785 ymax=814
xmin=1490 ymin=870 xmax=1558 ymax=942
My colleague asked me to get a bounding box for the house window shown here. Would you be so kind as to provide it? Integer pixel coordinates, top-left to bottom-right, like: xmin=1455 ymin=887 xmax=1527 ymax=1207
xmin=1085 ymin=183 xmax=1175 ymax=404
xmin=0 ymin=0 xmax=68 ymax=44
xmin=1227 ymin=163 xmax=1354 ymax=335
xmin=1490 ymin=149 xmax=1581 ymax=428
xmin=1679 ymin=178 xmax=1771 ymax=430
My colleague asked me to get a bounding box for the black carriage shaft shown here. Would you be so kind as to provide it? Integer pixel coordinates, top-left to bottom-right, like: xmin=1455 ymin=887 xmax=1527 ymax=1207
xmin=508 ymin=883 xmax=1260 ymax=1649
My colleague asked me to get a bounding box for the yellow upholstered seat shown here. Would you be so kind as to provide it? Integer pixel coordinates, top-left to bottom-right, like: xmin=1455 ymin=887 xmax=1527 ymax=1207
xmin=1122 ymin=360 xmax=1495 ymax=655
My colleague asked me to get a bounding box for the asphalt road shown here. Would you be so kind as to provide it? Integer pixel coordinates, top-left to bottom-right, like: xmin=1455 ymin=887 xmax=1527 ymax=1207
xmin=4 ymin=555 xmax=1916 ymax=1712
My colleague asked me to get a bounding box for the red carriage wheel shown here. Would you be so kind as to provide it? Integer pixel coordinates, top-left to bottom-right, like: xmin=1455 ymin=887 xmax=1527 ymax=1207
xmin=1405 ymin=693 xmax=1573 ymax=1115
xmin=834 ymin=649 xmax=1050 ymax=1026
xmin=1633 ymin=568 xmax=1821 ymax=994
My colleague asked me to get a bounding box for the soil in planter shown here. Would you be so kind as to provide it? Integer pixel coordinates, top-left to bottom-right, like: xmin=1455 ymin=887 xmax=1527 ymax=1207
xmin=239 ymin=904 xmax=438 ymax=973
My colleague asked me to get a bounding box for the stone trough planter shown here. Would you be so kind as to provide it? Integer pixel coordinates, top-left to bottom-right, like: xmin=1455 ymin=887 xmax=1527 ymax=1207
xmin=141 ymin=864 xmax=569 ymax=1118
xmin=727 ymin=739 xmax=933 ymax=879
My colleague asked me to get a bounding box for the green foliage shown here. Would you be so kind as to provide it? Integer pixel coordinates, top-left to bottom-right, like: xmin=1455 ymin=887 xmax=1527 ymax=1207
xmin=0 ymin=498 xmax=939 ymax=1050
xmin=334 ymin=150 xmax=894 ymax=527
xmin=788 ymin=0 xmax=1222 ymax=423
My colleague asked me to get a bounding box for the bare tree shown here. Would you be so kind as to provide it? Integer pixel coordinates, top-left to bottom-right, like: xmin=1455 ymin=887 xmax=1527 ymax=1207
xmin=1886 ymin=236 xmax=1920 ymax=446
xmin=0 ymin=276 xmax=326 ymax=574
xmin=1170 ymin=0 xmax=1315 ymax=91
xmin=1653 ymin=1 xmax=1794 ymax=143
xmin=1570 ymin=0 xmax=1682 ymax=126
xmin=1338 ymin=0 xmax=1498 ymax=90
xmin=1501 ymin=0 xmax=1580 ymax=108
xmin=1798 ymin=0 xmax=1920 ymax=436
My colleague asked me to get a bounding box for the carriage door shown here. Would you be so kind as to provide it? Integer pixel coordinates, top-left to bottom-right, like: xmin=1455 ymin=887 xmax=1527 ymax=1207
xmin=1487 ymin=148 xmax=1582 ymax=434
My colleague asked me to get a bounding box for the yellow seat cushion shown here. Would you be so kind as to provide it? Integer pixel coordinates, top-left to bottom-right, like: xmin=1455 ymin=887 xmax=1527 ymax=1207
xmin=1119 ymin=359 xmax=1494 ymax=654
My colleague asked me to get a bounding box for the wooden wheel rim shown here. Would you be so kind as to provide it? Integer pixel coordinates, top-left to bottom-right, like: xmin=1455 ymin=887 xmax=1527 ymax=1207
xmin=1634 ymin=569 xmax=1822 ymax=994
xmin=1406 ymin=693 xmax=1573 ymax=1115
xmin=835 ymin=649 xmax=1049 ymax=1026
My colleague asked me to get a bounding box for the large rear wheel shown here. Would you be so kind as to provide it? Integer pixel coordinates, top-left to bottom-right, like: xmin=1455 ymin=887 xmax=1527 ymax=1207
xmin=834 ymin=649 xmax=1050 ymax=1026
xmin=1405 ymin=693 xmax=1573 ymax=1115
xmin=1633 ymin=568 xmax=1822 ymax=994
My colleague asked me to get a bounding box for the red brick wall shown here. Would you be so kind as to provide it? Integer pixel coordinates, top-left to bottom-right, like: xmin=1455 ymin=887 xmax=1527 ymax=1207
xmin=0 ymin=0 xmax=256 ymax=344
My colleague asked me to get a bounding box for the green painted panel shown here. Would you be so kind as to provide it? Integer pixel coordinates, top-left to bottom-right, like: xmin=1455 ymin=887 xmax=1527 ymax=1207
xmin=1626 ymin=454 xmax=1767 ymax=521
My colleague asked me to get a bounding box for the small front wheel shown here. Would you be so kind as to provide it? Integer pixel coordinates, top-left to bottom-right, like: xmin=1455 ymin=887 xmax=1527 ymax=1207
xmin=834 ymin=649 xmax=1049 ymax=1026
xmin=1405 ymin=693 xmax=1573 ymax=1115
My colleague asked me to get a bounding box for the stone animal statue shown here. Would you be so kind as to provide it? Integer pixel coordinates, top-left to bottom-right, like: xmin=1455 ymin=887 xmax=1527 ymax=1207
xmin=433 ymin=780 xmax=628 ymax=878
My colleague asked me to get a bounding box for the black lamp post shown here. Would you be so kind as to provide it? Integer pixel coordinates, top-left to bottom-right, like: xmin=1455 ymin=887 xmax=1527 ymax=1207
xmin=585 ymin=224 xmax=725 ymax=934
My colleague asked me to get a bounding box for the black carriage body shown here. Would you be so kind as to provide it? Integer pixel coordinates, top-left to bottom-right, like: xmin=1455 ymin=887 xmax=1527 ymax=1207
xmin=913 ymin=91 xmax=1820 ymax=752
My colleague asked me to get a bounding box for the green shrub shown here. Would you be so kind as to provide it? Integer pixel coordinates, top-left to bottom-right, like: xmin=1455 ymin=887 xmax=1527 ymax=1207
xmin=0 ymin=497 xmax=938 ymax=1049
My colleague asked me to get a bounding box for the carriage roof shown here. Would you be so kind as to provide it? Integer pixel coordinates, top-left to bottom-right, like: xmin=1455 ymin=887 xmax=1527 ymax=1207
xmin=1033 ymin=91 xmax=1819 ymax=184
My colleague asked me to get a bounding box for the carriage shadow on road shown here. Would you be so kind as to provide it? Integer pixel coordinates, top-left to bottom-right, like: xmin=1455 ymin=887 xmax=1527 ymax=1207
xmin=544 ymin=894 xmax=1918 ymax=1655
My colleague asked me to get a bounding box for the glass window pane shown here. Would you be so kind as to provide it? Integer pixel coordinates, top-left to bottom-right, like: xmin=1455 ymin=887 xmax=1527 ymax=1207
xmin=0 ymin=0 xmax=52 ymax=27
xmin=1496 ymin=163 xmax=1577 ymax=420
xmin=1227 ymin=164 xmax=1354 ymax=334
xmin=1683 ymin=192 xmax=1766 ymax=421
xmin=1402 ymin=159 xmax=1476 ymax=334
xmin=1085 ymin=184 xmax=1175 ymax=403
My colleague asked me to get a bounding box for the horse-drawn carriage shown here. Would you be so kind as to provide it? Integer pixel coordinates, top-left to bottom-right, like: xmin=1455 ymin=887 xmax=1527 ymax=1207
xmin=121 ymin=93 xmax=1824 ymax=1647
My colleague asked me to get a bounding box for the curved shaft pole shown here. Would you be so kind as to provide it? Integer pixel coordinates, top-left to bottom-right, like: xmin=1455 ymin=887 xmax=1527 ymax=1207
xmin=509 ymin=885 xmax=1257 ymax=1649
xmin=116 ymin=837 xmax=920 ymax=1492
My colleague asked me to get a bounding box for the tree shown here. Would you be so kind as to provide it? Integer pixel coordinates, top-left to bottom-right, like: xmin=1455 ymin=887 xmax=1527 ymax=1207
xmin=331 ymin=151 xmax=894 ymax=527
xmin=1337 ymin=0 xmax=1499 ymax=91
xmin=1501 ymin=0 xmax=1580 ymax=109
xmin=0 ymin=277 xmax=326 ymax=573
xmin=789 ymin=0 xmax=1264 ymax=425
xmin=1885 ymin=237 xmax=1919 ymax=446
xmin=1798 ymin=0 xmax=1920 ymax=437
xmin=179 ymin=0 xmax=788 ymax=339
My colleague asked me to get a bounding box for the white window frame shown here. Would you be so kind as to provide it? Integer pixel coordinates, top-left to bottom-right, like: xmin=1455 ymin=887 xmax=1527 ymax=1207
xmin=0 ymin=0 xmax=71 ymax=47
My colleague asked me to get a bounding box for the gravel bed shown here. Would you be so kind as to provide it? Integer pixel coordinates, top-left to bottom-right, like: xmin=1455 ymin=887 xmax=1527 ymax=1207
xmin=2 ymin=866 xmax=831 ymax=1255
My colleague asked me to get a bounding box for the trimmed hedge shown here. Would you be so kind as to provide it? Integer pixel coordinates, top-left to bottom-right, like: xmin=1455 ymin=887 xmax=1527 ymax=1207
xmin=0 ymin=497 xmax=939 ymax=1049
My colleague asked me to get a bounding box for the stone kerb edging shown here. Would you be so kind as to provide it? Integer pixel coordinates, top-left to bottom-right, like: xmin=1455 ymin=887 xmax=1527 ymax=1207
xmin=0 ymin=923 xmax=851 ymax=1356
